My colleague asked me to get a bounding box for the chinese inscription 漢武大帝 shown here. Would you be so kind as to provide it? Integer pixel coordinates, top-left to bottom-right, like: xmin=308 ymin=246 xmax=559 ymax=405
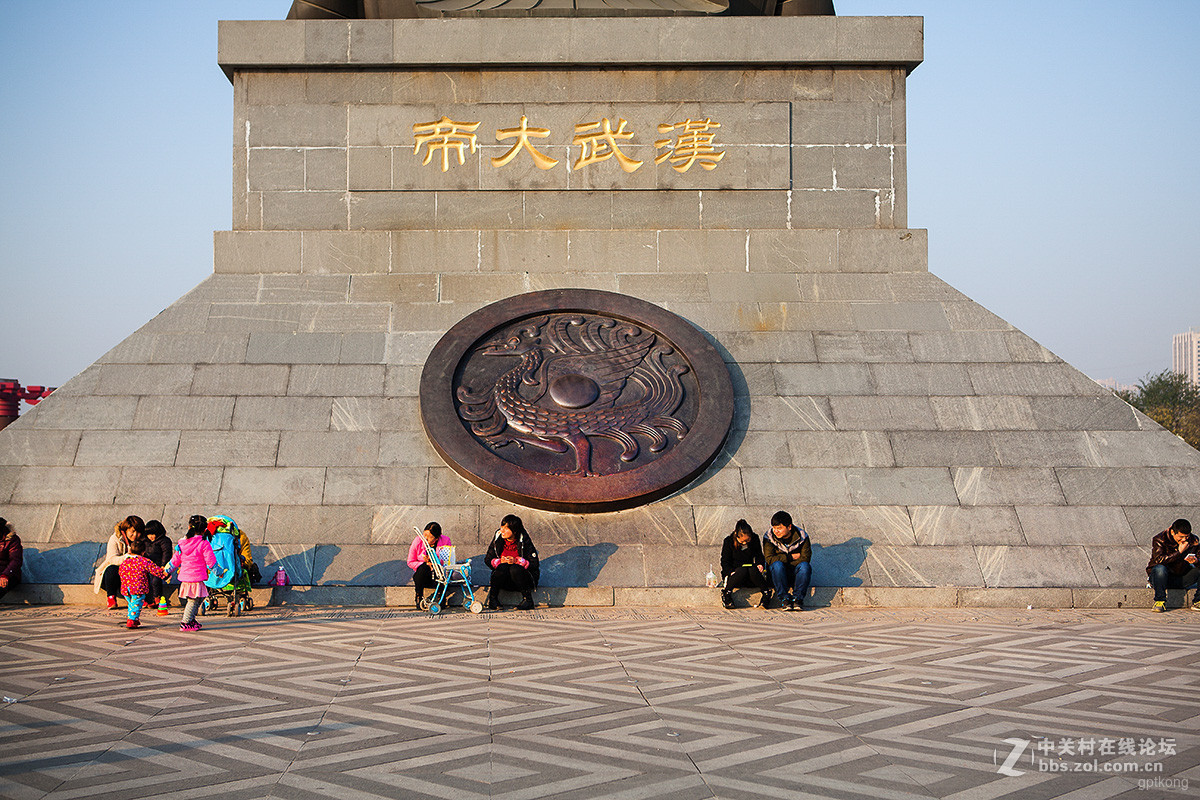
xmin=413 ymin=115 xmax=724 ymax=173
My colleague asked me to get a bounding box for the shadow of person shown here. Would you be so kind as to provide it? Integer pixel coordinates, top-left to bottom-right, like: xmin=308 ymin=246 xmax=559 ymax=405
xmin=807 ymin=536 xmax=872 ymax=607
xmin=538 ymin=543 xmax=619 ymax=587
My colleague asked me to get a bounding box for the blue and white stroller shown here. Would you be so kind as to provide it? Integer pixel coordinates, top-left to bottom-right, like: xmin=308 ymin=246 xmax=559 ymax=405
xmin=419 ymin=538 xmax=484 ymax=616
xmin=200 ymin=515 xmax=253 ymax=617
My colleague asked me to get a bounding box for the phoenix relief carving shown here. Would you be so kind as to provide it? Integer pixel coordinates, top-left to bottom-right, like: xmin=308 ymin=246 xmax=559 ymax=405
xmin=455 ymin=314 xmax=690 ymax=477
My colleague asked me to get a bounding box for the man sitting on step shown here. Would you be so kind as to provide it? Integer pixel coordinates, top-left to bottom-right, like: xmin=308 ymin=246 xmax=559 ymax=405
xmin=1147 ymin=518 xmax=1199 ymax=613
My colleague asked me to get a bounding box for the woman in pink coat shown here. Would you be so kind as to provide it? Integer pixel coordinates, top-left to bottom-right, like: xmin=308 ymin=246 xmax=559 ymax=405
xmin=166 ymin=515 xmax=217 ymax=632
xmin=407 ymin=522 xmax=451 ymax=609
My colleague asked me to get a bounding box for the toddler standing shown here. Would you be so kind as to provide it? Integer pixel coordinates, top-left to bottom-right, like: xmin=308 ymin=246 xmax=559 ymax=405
xmin=117 ymin=539 xmax=169 ymax=629
xmin=166 ymin=515 xmax=217 ymax=632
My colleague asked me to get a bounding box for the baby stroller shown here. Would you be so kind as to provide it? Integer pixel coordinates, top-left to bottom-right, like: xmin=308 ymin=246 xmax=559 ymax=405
xmin=419 ymin=538 xmax=484 ymax=616
xmin=200 ymin=515 xmax=254 ymax=617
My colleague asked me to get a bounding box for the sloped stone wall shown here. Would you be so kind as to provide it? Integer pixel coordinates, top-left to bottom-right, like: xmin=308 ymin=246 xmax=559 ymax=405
xmin=3 ymin=17 xmax=1198 ymax=605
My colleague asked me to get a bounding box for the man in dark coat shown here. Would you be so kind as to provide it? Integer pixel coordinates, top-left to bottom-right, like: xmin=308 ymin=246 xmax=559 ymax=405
xmin=1147 ymin=518 xmax=1198 ymax=612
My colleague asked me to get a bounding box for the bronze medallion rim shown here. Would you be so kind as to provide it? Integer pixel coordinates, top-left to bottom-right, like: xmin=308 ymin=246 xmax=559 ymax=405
xmin=419 ymin=289 xmax=735 ymax=513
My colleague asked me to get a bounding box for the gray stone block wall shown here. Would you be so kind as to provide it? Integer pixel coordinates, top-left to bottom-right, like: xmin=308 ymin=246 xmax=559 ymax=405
xmin=4 ymin=16 xmax=1199 ymax=607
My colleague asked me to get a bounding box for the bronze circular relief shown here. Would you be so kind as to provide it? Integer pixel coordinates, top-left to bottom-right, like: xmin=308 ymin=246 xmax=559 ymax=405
xmin=420 ymin=289 xmax=735 ymax=513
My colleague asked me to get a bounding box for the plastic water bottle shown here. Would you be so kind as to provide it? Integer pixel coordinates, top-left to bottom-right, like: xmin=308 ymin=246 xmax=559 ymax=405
xmin=156 ymin=596 xmax=169 ymax=616
xmin=705 ymin=566 xmax=718 ymax=588
xmin=273 ymin=566 xmax=289 ymax=586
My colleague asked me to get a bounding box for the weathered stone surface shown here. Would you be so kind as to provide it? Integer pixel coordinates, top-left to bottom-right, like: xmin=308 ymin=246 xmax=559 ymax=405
xmin=116 ymin=467 xmax=223 ymax=505
xmin=218 ymin=467 xmax=326 ymax=505
xmin=265 ymin=505 xmax=375 ymax=545
xmin=975 ymin=545 xmax=1098 ymax=588
xmin=323 ymin=467 xmax=429 ymax=505
xmin=0 ymin=505 xmax=59 ymax=543
xmin=0 ymin=430 xmax=81 ymax=466
xmin=953 ymin=467 xmax=1065 ymax=506
xmin=910 ymin=505 xmax=1023 ymax=545
xmin=277 ymin=431 xmax=380 ymax=467
xmin=891 ymin=431 xmax=998 ymax=467
xmin=12 ymin=468 xmax=121 ymax=505
xmin=74 ymin=431 xmax=181 ymax=467
xmin=846 ymin=467 xmax=958 ymax=506
xmin=865 ymin=545 xmax=984 ymax=587
xmin=1015 ymin=506 xmax=1137 ymax=546
xmin=233 ymin=397 xmax=333 ymax=431
xmin=133 ymin=397 xmax=234 ymax=431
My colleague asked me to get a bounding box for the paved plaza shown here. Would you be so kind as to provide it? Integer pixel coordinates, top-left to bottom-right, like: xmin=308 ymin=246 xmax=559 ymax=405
xmin=1 ymin=603 xmax=1197 ymax=800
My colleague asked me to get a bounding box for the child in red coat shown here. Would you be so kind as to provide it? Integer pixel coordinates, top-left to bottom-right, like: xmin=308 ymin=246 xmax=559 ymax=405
xmin=117 ymin=539 xmax=169 ymax=629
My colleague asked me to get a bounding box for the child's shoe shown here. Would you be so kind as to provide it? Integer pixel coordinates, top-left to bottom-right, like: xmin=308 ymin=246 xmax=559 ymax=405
xmin=180 ymin=621 xmax=200 ymax=632
xmin=126 ymin=619 xmax=140 ymax=629
xmin=1153 ymin=601 xmax=1166 ymax=613
xmin=107 ymin=596 xmax=118 ymax=610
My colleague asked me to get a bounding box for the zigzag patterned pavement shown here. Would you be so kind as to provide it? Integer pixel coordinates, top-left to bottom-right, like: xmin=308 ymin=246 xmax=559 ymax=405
xmin=1 ymin=605 xmax=1197 ymax=799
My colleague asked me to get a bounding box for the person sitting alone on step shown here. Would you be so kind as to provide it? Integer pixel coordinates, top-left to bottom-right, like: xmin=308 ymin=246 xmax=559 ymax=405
xmin=1147 ymin=518 xmax=1199 ymax=613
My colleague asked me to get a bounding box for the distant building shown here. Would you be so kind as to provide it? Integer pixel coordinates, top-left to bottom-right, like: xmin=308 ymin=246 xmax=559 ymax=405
xmin=1174 ymin=328 xmax=1200 ymax=388
xmin=1094 ymin=377 xmax=1136 ymax=395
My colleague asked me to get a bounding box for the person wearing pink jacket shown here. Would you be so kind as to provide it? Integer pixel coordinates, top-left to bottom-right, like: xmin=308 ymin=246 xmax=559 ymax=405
xmin=166 ymin=515 xmax=217 ymax=632
xmin=407 ymin=522 xmax=451 ymax=609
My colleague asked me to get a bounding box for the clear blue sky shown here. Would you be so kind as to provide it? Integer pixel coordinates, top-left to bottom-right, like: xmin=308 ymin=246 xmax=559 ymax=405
xmin=2 ymin=1 xmax=1197 ymax=396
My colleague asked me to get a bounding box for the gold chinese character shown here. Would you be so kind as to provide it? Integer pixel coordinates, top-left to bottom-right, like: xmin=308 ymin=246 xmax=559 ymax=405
xmin=492 ymin=115 xmax=559 ymax=170
xmin=572 ymin=118 xmax=643 ymax=173
xmin=655 ymin=118 xmax=725 ymax=172
xmin=413 ymin=116 xmax=482 ymax=172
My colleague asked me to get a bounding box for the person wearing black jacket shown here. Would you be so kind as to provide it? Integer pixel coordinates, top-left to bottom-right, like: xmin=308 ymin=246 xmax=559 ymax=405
xmin=1146 ymin=518 xmax=1198 ymax=612
xmin=143 ymin=519 xmax=174 ymax=607
xmin=719 ymin=519 xmax=771 ymax=609
xmin=0 ymin=518 xmax=22 ymax=601
xmin=484 ymin=514 xmax=540 ymax=611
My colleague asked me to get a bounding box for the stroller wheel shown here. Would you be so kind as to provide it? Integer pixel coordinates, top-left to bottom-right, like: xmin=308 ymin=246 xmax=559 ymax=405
xmin=419 ymin=596 xmax=432 ymax=611
xmin=469 ymin=600 xmax=484 ymax=614
xmin=428 ymin=602 xmax=441 ymax=615
xmin=243 ymin=596 xmax=254 ymax=612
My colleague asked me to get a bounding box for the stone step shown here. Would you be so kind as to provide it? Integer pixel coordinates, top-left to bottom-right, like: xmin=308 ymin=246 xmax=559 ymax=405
xmin=0 ymin=583 xmax=1178 ymax=609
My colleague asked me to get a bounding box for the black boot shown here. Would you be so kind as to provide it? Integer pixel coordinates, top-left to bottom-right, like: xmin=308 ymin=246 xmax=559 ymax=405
xmin=485 ymin=589 xmax=499 ymax=610
xmin=414 ymin=590 xmax=423 ymax=609
xmin=720 ymin=588 xmax=734 ymax=609
xmin=516 ymin=592 xmax=534 ymax=611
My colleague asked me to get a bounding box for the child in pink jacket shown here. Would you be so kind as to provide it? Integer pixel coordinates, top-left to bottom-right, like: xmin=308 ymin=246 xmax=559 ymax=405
xmin=166 ymin=515 xmax=217 ymax=632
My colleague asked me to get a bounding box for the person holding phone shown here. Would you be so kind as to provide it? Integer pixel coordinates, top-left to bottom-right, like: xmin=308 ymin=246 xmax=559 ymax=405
xmin=1146 ymin=518 xmax=1198 ymax=612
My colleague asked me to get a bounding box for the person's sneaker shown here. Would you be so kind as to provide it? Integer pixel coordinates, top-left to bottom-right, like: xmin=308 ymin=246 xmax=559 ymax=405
xmin=758 ymin=589 xmax=773 ymax=609
xmin=785 ymin=599 xmax=795 ymax=612
xmin=1192 ymin=601 xmax=1200 ymax=612
xmin=107 ymin=596 xmax=118 ymax=610
xmin=180 ymin=622 xmax=199 ymax=632
xmin=516 ymin=595 xmax=535 ymax=611
xmin=720 ymin=589 xmax=735 ymax=609
xmin=125 ymin=619 xmax=140 ymax=628
xmin=1152 ymin=601 xmax=1166 ymax=613
xmin=794 ymin=600 xmax=804 ymax=611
